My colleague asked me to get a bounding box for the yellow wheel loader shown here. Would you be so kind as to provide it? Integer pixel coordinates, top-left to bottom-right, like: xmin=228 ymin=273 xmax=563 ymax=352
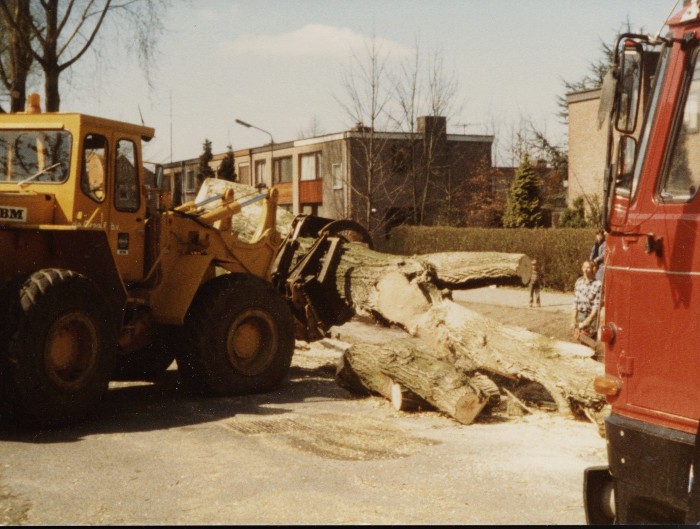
xmin=0 ymin=95 xmax=370 ymax=427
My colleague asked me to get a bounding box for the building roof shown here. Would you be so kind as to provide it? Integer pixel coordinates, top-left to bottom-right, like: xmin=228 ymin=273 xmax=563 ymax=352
xmin=163 ymin=126 xmax=494 ymax=168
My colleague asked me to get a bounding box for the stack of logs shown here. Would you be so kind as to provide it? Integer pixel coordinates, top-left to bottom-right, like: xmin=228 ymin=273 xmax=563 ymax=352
xmin=319 ymin=242 xmax=607 ymax=428
xmin=218 ymin=181 xmax=607 ymax=429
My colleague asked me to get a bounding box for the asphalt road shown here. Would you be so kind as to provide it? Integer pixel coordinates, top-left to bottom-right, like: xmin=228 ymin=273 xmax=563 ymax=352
xmin=0 ymin=287 xmax=606 ymax=525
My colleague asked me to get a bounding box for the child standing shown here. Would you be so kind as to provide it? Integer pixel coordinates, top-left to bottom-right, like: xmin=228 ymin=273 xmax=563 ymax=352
xmin=529 ymin=258 xmax=543 ymax=308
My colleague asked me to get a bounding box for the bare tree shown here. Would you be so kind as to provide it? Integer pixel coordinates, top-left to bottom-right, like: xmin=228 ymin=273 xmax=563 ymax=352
xmin=296 ymin=115 xmax=325 ymax=139
xmin=422 ymin=49 xmax=461 ymax=223
xmin=0 ymin=0 xmax=33 ymax=112
xmin=393 ymin=43 xmax=462 ymax=225
xmin=0 ymin=0 xmax=166 ymax=112
xmin=392 ymin=41 xmax=422 ymax=224
xmin=337 ymin=35 xmax=401 ymax=239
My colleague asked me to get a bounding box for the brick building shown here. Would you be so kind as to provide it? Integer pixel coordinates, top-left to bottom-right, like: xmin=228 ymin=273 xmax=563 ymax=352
xmin=163 ymin=116 xmax=493 ymax=237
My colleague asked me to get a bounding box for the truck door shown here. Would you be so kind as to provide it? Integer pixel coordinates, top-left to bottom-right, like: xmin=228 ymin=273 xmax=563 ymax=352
xmin=107 ymin=136 xmax=147 ymax=284
xmin=622 ymin=44 xmax=700 ymax=423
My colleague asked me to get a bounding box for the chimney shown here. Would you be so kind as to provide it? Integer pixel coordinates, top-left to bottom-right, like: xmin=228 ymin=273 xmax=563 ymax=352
xmin=417 ymin=116 xmax=447 ymax=137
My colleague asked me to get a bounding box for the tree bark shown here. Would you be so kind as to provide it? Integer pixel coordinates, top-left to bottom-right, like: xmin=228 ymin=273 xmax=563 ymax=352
xmin=333 ymin=320 xmax=499 ymax=424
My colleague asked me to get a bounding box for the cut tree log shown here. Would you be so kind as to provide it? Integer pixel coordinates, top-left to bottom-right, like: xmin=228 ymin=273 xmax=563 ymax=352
xmin=417 ymin=251 xmax=532 ymax=288
xmin=333 ymin=320 xmax=498 ymax=424
xmin=328 ymin=243 xmax=606 ymax=424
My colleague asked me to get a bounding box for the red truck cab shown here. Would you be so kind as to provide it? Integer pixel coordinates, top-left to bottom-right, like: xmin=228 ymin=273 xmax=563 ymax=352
xmin=585 ymin=1 xmax=700 ymax=523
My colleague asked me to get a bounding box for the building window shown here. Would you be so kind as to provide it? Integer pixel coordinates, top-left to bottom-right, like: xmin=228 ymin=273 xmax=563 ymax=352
xmin=255 ymin=160 xmax=266 ymax=185
xmin=331 ymin=163 xmax=343 ymax=189
xmin=391 ymin=144 xmax=409 ymax=173
xmin=184 ymin=169 xmax=197 ymax=192
xmin=273 ymin=156 xmax=292 ymax=184
xmin=300 ymin=152 xmax=321 ymax=181
xmin=238 ymin=163 xmax=250 ymax=184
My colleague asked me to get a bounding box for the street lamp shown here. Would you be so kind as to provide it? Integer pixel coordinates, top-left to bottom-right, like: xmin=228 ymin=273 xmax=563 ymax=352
xmin=235 ymin=118 xmax=274 ymax=187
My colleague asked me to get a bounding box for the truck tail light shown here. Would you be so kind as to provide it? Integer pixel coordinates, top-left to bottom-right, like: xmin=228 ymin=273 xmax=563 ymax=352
xmin=594 ymin=374 xmax=622 ymax=396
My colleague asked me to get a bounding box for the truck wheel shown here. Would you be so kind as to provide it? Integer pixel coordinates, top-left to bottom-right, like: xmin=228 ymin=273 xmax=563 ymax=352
xmin=176 ymin=274 xmax=295 ymax=396
xmin=113 ymin=328 xmax=177 ymax=381
xmin=1 ymin=269 xmax=116 ymax=427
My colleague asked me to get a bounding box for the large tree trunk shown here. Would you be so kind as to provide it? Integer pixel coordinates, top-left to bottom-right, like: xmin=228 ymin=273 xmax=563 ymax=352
xmin=333 ymin=321 xmax=500 ymax=425
xmin=328 ymin=243 xmax=606 ymax=424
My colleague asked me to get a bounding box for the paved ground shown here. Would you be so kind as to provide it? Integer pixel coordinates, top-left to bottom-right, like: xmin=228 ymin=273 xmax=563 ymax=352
xmin=452 ymin=285 xmax=573 ymax=312
xmin=452 ymin=286 xmax=575 ymax=343
xmin=0 ymin=285 xmax=606 ymax=525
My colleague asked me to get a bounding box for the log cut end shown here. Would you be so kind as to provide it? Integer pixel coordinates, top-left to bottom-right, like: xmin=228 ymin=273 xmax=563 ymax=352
xmin=375 ymin=272 xmax=431 ymax=331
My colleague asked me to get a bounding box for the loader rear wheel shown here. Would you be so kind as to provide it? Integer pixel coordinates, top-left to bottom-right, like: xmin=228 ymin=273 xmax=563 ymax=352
xmin=176 ymin=274 xmax=295 ymax=396
xmin=1 ymin=269 xmax=116 ymax=427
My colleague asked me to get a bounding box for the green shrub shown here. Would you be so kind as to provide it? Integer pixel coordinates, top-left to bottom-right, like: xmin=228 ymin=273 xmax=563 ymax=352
xmin=375 ymin=226 xmax=595 ymax=292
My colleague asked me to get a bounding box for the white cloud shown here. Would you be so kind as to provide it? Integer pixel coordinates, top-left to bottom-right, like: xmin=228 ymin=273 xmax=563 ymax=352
xmin=220 ymin=24 xmax=411 ymax=59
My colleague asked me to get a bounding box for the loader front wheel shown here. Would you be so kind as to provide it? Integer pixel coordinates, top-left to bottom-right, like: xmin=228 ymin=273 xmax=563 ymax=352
xmin=177 ymin=274 xmax=295 ymax=396
xmin=1 ymin=269 xmax=116 ymax=427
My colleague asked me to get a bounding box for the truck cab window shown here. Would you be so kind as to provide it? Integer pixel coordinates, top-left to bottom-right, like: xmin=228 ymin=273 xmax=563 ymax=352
xmin=81 ymin=134 xmax=107 ymax=202
xmin=115 ymin=139 xmax=140 ymax=212
xmin=661 ymin=48 xmax=700 ymax=200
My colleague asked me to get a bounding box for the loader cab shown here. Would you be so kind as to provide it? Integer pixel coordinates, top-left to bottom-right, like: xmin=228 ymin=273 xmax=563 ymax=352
xmin=0 ymin=99 xmax=155 ymax=284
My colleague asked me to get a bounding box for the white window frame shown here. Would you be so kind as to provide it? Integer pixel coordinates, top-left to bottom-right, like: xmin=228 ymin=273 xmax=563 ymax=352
xmin=331 ymin=162 xmax=343 ymax=189
xmin=255 ymin=159 xmax=266 ymax=185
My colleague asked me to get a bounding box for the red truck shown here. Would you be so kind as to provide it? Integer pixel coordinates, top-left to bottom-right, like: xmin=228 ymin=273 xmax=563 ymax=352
xmin=584 ymin=0 xmax=700 ymax=523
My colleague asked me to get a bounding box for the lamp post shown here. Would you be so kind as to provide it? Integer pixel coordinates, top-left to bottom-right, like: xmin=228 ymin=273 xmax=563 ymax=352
xmin=235 ymin=118 xmax=274 ymax=187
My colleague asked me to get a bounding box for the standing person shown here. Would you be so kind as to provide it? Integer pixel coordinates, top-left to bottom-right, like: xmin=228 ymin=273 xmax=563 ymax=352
xmin=529 ymin=258 xmax=543 ymax=308
xmin=589 ymin=229 xmax=606 ymax=282
xmin=572 ymin=259 xmax=603 ymax=340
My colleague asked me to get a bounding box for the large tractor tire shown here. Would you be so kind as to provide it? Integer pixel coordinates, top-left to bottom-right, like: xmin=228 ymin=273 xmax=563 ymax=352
xmin=176 ymin=273 xmax=295 ymax=396
xmin=0 ymin=269 xmax=116 ymax=427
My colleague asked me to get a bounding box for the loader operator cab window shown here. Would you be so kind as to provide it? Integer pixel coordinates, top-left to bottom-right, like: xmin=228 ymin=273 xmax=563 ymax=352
xmin=115 ymin=139 xmax=140 ymax=212
xmin=81 ymin=134 xmax=107 ymax=203
xmin=0 ymin=130 xmax=71 ymax=183
xmin=660 ymin=48 xmax=700 ymax=201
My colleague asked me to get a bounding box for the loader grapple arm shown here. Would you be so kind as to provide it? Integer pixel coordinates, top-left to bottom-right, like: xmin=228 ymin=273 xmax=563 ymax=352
xmin=271 ymin=215 xmax=372 ymax=341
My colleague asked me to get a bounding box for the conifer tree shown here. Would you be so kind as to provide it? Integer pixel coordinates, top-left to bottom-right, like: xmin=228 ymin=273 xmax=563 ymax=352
xmin=217 ymin=144 xmax=236 ymax=182
xmin=197 ymin=139 xmax=215 ymax=188
xmin=502 ymin=154 xmax=544 ymax=228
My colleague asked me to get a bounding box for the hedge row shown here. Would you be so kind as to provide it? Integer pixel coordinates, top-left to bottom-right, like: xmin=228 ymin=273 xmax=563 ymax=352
xmin=375 ymin=226 xmax=596 ymax=292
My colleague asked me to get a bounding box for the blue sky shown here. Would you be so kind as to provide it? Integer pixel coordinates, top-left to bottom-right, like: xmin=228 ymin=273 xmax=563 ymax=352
xmin=57 ymin=0 xmax=677 ymax=165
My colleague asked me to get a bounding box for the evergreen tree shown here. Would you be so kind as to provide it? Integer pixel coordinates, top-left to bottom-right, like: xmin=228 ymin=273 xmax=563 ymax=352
xmin=197 ymin=139 xmax=215 ymax=188
xmin=558 ymin=196 xmax=588 ymax=228
xmin=502 ymin=154 xmax=544 ymax=228
xmin=217 ymin=144 xmax=236 ymax=182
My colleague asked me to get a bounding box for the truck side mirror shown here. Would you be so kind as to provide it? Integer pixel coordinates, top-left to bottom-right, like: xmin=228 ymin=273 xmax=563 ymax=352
xmin=616 ymin=135 xmax=637 ymax=190
xmin=615 ymin=42 xmax=643 ymax=134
